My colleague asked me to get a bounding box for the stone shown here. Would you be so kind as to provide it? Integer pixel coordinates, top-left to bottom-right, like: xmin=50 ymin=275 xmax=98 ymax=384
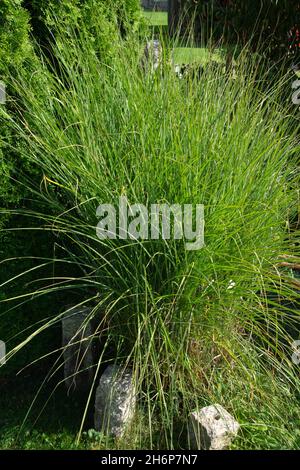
xmin=62 ymin=306 xmax=96 ymax=393
xmin=141 ymin=40 xmax=162 ymax=73
xmin=94 ymin=365 xmax=136 ymax=438
xmin=188 ymin=404 xmax=240 ymax=450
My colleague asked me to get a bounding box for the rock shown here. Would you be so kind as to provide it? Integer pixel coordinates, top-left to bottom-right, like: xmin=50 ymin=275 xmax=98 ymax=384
xmin=62 ymin=306 xmax=96 ymax=393
xmin=141 ymin=40 xmax=162 ymax=73
xmin=0 ymin=340 xmax=6 ymax=365
xmin=188 ymin=404 xmax=240 ymax=450
xmin=94 ymin=365 xmax=136 ymax=438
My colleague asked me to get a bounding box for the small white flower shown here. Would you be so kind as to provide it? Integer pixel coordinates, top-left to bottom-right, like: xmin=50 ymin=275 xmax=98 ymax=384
xmin=227 ymin=280 xmax=236 ymax=290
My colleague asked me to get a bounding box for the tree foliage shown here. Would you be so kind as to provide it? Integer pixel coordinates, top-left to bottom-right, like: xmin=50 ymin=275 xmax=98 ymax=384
xmin=172 ymin=0 xmax=300 ymax=59
xmin=0 ymin=0 xmax=142 ymax=219
xmin=0 ymin=0 xmax=35 ymax=214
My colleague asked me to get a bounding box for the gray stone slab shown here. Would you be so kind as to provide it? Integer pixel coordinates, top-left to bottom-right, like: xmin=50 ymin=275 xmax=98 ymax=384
xmin=94 ymin=365 xmax=136 ymax=437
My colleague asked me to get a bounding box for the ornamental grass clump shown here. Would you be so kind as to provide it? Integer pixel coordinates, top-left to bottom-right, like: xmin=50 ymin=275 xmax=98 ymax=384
xmin=1 ymin=21 xmax=300 ymax=449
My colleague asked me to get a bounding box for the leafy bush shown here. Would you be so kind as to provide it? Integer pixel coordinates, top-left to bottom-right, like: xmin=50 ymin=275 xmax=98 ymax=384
xmin=0 ymin=0 xmax=33 ymax=218
xmin=23 ymin=0 xmax=142 ymax=58
xmin=0 ymin=0 xmax=142 ymax=223
xmin=0 ymin=0 xmax=32 ymax=72
xmin=3 ymin=22 xmax=300 ymax=449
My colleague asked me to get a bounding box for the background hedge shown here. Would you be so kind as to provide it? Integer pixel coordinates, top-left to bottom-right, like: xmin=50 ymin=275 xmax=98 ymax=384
xmin=170 ymin=0 xmax=300 ymax=60
xmin=0 ymin=0 xmax=142 ymax=375
xmin=0 ymin=0 xmax=142 ymax=221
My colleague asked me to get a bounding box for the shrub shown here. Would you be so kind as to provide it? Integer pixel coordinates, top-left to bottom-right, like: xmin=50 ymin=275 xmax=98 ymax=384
xmin=0 ymin=1 xmax=32 ymax=72
xmin=3 ymin=23 xmax=300 ymax=449
xmin=0 ymin=0 xmax=33 ymax=218
xmin=0 ymin=1 xmax=144 ymax=380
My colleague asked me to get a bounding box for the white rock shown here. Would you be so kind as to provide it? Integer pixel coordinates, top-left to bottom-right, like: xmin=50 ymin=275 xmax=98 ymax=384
xmin=62 ymin=306 xmax=96 ymax=393
xmin=188 ymin=404 xmax=240 ymax=450
xmin=94 ymin=365 xmax=136 ymax=438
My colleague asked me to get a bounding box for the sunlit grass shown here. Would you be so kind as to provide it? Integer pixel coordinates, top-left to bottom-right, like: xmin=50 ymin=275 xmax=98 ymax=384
xmin=1 ymin=20 xmax=300 ymax=449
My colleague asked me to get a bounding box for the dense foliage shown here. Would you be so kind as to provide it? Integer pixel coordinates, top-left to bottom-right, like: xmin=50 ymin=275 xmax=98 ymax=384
xmin=0 ymin=0 xmax=33 ymax=215
xmin=3 ymin=23 xmax=300 ymax=448
xmin=23 ymin=0 xmax=142 ymax=56
xmin=172 ymin=0 xmax=300 ymax=59
xmin=0 ymin=0 xmax=142 ymax=222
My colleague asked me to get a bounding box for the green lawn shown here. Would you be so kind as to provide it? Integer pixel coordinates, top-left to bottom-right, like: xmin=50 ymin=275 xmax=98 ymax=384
xmin=173 ymin=47 xmax=225 ymax=65
xmin=143 ymin=11 xmax=168 ymax=26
